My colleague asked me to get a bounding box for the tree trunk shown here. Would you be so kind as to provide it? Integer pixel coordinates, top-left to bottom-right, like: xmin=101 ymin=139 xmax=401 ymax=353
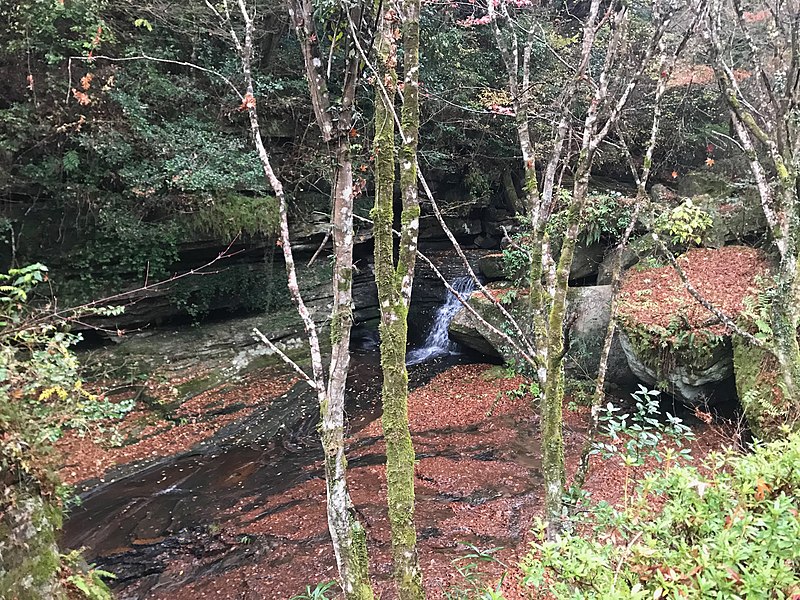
xmin=372 ymin=3 xmax=425 ymax=597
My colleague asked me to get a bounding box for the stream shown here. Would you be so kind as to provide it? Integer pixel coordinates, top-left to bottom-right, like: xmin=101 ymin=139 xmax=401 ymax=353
xmin=62 ymin=280 xmax=541 ymax=598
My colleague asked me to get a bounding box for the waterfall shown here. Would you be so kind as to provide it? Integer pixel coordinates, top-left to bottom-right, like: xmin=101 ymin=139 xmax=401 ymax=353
xmin=406 ymin=276 xmax=476 ymax=365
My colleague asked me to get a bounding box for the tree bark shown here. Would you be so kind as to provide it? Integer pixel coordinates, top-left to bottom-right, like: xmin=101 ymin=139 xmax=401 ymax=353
xmin=372 ymin=3 xmax=425 ymax=597
xmin=225 ymin=1 xmax=374 ymax=596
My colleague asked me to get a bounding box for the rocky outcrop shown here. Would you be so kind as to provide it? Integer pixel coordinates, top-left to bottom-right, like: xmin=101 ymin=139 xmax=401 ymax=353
xmin=565 ymin=285 xmax=636 ymax=389
xmin=616 ymin=246 xmax=770 ymax=407
xmin=448 ymin=284 xmax=636 ymax=388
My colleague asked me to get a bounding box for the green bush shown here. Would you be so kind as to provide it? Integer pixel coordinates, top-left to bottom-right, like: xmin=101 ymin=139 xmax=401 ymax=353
xmin=521 ymin=432 xmax=800 ymax=598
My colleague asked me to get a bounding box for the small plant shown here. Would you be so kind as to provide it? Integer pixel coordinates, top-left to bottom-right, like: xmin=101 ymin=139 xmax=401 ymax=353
xmin=520 ymin=432 xmax=800 ymax=598
xmin=290 ymin=581 xmax=336 ymax=600
xmin=655 ymin=198 xmax=713 ymax=246
xmin=62 ymin=551 xmax=115 ymax=600
xmin=444 ymin=544 xmax=507 ymax=600
xmin=591 ymin=385 xmax=694 ymax=504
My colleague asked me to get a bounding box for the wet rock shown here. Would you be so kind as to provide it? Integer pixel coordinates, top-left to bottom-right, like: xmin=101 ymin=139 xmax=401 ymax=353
xmin=448 ymin=290 xmax=506 ymax=360
xmin=474 ymin=234 xmax=500 ymax=249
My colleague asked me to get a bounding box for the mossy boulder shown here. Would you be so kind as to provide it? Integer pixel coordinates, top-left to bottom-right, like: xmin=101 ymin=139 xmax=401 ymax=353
xmin=732 ymin=335 xmax=797 ymax=440
xmin=448 ymin=284 xmax=635 ymax=388
xmin=652 ymin=171 xmax=768 ymax=248
xmin=616 ymin=246 xmax=770 ymax=407
xmin=0 ymin=484 xmax=64 ymax=599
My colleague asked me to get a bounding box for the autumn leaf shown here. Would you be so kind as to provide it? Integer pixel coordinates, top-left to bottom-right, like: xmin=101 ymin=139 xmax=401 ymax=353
xmin=72 ymin=89 xmax=91 ymax=106
xmin=755 ymin=477 xmax=771 ymax=501
xmin=705 ymin=157 xmax=715 ymax=167
xmin=80 ymin=73 xmax=94 ymax=91
xmin=671 ymin=170 xmax=679 ymax=179
xmin=26 ymin=74 xmax=34 ymax=91
xmin=239 ymin=93 xmax=256 ymax=111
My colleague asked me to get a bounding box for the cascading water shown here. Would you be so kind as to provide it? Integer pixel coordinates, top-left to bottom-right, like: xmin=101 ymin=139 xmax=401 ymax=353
xmin=406 ymin=276 xmax=476 ymax=365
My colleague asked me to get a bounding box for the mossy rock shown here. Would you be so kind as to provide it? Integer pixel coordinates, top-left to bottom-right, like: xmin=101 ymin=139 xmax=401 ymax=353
xmin=618 ymin=327 xmax=733 ymax=406
xmin=616 ymin=246 xmax=770 ymax=407
xmin=732 ymin=335 xmax=797 ymax=440
xmin=0 ymin=486 xmax=65 ymax=600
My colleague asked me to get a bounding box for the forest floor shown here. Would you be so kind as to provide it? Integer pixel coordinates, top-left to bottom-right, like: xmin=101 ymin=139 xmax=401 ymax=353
xmin=58 ymin=362 xmax=734 ymax=599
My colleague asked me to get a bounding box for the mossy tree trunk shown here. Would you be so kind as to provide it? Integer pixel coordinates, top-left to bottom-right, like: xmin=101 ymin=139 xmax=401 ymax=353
xmin=371 ymin=2 xmax=424 ymax=597
xmin=487 ymin=0 xmax=668 ymax=538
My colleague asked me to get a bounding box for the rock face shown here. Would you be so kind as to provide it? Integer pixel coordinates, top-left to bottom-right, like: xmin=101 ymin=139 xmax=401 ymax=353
xmin=448 ymin=284 xmax=636 ymax=388
xmin=569 ymin=242 xmax=606 ymax=281
xmin=565 ymin=285 xmax=636 ymax=389
xmin=448 ymin=289 xmax=506 ymax=360
xmin=732 ymin=335 xmax=796 ymax=440
xmin=477 ymin=253 xmax=506 ymax=281
xmin=618 ymin=331 xmax=734 ymax=406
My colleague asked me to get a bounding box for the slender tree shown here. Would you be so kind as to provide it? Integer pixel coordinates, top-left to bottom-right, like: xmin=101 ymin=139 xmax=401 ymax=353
xmin=208 ymin=0 xmax=374 ymax=596
xmin=699 ymin=0 xmax=800 ymax=435
xmin=371 ymin=0 xmax=425 ymax=596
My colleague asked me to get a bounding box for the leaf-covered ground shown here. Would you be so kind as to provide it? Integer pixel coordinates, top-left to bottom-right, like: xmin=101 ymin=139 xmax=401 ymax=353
xmin=61 ymin=363 xmax=733 ymax=599
xmin=618 ymin=246 xmax=770 ymax=333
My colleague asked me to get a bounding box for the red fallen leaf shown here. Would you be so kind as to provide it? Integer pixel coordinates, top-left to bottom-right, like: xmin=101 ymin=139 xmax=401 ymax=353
xmin=26 ymin=74 xmax=34 ymax=91
xmin=80 ymin=73 xmax=94 ymax=90
xmin=671 ymin=170 xmax=678 ymax=179
xmin=755 ymin=477 xmax=771 ymax=501
xmin=239 ymin=93 xmax=256 ymax=111
xmin=726 ymin=566 xmax=743 ymax=584
xmin=705 ymin=157 xmax=715 ymax=167
xmin=72 ymin=89 xmax=91 ymax=105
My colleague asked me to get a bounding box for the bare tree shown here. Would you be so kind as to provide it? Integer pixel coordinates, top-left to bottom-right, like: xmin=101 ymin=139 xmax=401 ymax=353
xmin=208 ymin=0 xmax=375 ymax=596
xmin=699 ymin=0 xmax=800 ymax=436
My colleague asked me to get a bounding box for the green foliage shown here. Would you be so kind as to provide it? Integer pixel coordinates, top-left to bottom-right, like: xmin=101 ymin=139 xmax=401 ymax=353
xmin=290 ymin=580 xmax=336 ymax=600
xmin=591 ymin=385 xmax=694 ymax=468
xmin=522 ymin=432 xmax=800 ymax=598
xmin=69 ymin=205 xmax=181 ymax=299
xmin=444 ymin=544 xmax=507 ymax=600
xmin=0 ymin=0 xmax=109 ymax=61
xmin=1 ymin=264 xmax=134 ymax=444
xmin=1 ymin=265 xmax=131 ymax=598
xmin=184 ymin=194 xmax=280 ymax=240
xmin=62 ymin=550 xmax=115 ymax=600
xmin=655 ymin=198 xmax=713 ymax=246
xmin=548 ymin=190 xmax=634 ymax=246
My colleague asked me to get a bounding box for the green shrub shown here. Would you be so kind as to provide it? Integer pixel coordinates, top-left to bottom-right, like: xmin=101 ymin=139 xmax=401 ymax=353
xmin=655 ymin=198 xmax=713 ymax=246
xmin=521 ymin=432 xmax=800 ymax=598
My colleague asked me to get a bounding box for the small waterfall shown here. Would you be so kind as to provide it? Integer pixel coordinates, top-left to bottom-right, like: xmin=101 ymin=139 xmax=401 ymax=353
xmin=406 ymin=276 xmax=476 ymax=365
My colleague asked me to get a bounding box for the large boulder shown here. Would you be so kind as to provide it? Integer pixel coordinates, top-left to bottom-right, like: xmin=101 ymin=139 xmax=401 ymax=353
xmin=565 ymin=285 xmax=637 ymax=389
xmin=448 ymin=286 xmax=508 ymax=360
xmin=477 ymin=253 xmax=506 ymax=281
xmin=616 ymin=246 xmax=770 ymax=407
xmin=570 ymin=241 xmax=606 ymax=281
xmin=448 ymin=283 xmax=636 ymax=389
xmin=732 ymin=334 xmax=799 ymax=440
